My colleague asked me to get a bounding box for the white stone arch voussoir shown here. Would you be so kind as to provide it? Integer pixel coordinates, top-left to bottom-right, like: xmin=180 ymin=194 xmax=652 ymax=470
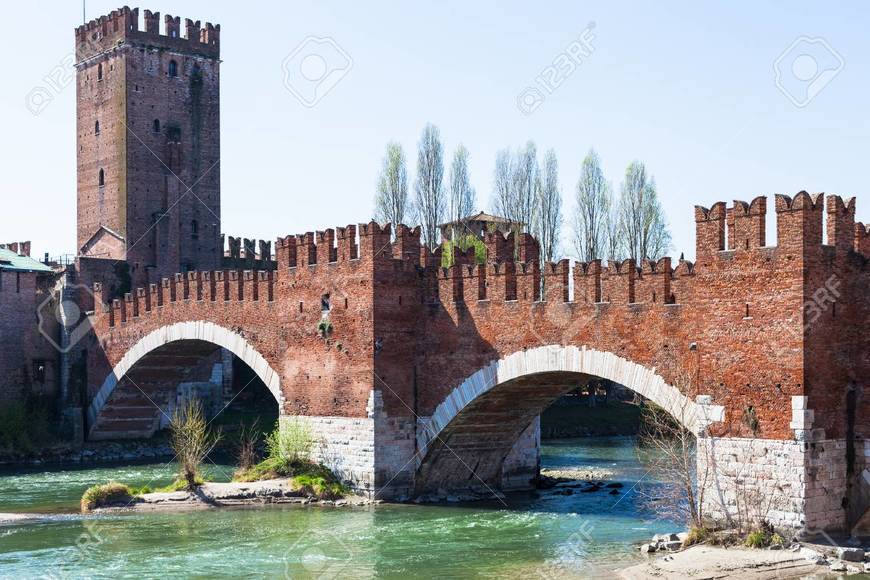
xmin=88 ymin=321 xmax=284 ymax=428
xmin=417 ymin=345 xmax=725 ymax=460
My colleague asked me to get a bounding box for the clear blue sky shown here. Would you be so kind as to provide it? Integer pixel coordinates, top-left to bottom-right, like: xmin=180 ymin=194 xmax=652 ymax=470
xmin=2 ymin=1 xmax=868 ymax=261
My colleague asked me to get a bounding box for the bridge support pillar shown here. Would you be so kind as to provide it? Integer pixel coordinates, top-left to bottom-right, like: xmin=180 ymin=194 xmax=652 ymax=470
xmin=698 ymin=434 xmax=857 ymax=533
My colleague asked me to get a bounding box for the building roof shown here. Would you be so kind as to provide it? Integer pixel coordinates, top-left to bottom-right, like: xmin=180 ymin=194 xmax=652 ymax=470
xmin=439 ymin=212 xmax=520 ymax=227
xmin=0 ymin=248 xmax=53 ymax=273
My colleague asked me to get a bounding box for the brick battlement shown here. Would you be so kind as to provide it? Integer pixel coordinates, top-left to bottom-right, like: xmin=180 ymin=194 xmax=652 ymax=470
xmin=75 ymin=7 xmax=219 ymax=62
xmin=696 ymin=193 xmax=867 ymax=258
xmin=94 ymin=269 xmax=274 ymax=327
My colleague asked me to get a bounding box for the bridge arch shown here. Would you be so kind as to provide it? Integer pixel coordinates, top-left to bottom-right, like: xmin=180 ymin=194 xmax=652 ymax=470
xmin=88 ymin=321 xmax=283 ymax=433
xmin=415 ymin=345 xmax=724 ymax=494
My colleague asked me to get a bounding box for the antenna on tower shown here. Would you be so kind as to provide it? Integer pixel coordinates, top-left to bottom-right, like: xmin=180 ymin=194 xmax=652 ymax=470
xmin=83 ymin=1 xmax=86 ymax=24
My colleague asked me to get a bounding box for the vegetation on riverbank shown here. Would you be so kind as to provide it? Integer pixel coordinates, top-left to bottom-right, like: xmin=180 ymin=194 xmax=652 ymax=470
xmin=80 ymin=482 xmax=134 ymax=511
xmin=231 ymin=418 xmax=348 ymax=500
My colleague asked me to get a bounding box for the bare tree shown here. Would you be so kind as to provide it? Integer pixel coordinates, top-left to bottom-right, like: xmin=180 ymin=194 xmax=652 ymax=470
xmin=490 ymin=141 xmax=539 ymax=237
xmin=535 ymin=149 xmax=561 ymax=262
xmin=374 ymin=142 xmax=409 ymax=227
xmin=617 ymin=161 xmax=671 ymax=262
xmin=573 ymin=149 xmax=611 ymax=262
xmin=636 ymin=378 xmax=710 ymax=529
xmin=492 ymin=148 xmax=515 ymax=221
xmin=512 ymin=141 xmax=539 ymax=230
xmin=448 ymin=144 xmax=476 ymax=230
xmin=414 ymin=123 xmax=447 ymax=249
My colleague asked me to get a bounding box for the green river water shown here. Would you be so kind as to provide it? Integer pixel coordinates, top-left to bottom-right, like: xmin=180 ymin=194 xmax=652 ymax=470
xmin=0 ymin=437 xmax=674 ymax=579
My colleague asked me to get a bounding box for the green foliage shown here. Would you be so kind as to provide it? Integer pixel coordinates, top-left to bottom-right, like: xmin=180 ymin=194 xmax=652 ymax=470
xmin=744 ymin=522 xmax=778 ymax=548
xmin=744 ymin=530 xmax=767 ymax=549
xmin=265 ymin=418 xmax=315 ymax=472
xmin=317 ymin=320 xmax=333 ymax=338
xmin=292 ymin=473 xmax=348 ymax=500
xmin=232 ymin=420 xmax=347 ymax=499
xmin=0 ymin=398 xmax=55 ymax=453
xmin=81 ymin=482 xmax=132 ymax=512
xmin=169 ymin=400 xmax=221 ymax=490
xmin=154 ymin=476 xmax=204 ymax=493
xmin=441 ymin=235 xmax=487 ymax=268
xmin=682 ymin=526 xmax=711 ymax=547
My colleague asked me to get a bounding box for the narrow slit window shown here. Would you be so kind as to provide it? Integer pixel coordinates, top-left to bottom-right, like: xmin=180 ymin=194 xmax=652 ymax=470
xmin=98 ymin=168 xmax=105 ymax=187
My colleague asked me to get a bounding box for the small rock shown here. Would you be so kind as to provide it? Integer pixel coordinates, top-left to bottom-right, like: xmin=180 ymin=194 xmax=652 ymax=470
xmin=639 ymin=543 xmax=657 ymax=554
xmin=605 ymin=482 xmax=624 ymax=488
xmin=846 ymin=565 xmax=862 ymax=575
xmin=863 ymin=562 xmax=870 ymax=572
xmin=663 ymin=541 xmax=682 ymax=552
xmin=609 ymin=489 xmax=619 ymax=495
xmin=838 ymin=547 xmax=864 ymax=562
xmin=800 ymin=548 xmax=826 ymax=565
xmin=829 ymin=560 xmax=846 ymax=572
xmin=653 ymin=533 xmax=680 ymax=543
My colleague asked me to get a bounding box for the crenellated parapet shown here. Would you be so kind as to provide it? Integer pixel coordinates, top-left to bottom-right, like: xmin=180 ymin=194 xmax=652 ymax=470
xmin=695 ymin=193 xmax=865 ymax=259
xmin=727 ymin=196 xmax=767 ymax=251
xmin=221 ymin=235 xmax=275 ymax=271
xmin=93 ymin=268 xmax=274 ymax=328
xmin=75 ymin=6 xmax=220 ymax=62
xmin=856 ymin=223 xmax=870 ymax=257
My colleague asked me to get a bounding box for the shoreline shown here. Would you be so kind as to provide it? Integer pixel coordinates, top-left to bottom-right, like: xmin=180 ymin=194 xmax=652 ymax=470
xmin=88 ymin=479 xmax=376 ymax=513
xmin=616 ymin=544 xmax=823 ymax=579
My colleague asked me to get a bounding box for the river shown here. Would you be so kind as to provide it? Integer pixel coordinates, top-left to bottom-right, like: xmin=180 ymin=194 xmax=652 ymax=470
xmin=0 ymin=437 xmax=676 ymax=578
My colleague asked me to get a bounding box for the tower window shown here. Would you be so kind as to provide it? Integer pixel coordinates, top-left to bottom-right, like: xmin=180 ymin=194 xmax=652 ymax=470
xmin=94 ymin=120 xmax=100 ymax=135
xmin=97 ymin=63 xmax=103 ymax=81
xmin=168 ymin=60 xmax=178 ymax=78
xmin=153 ymin=119 xmax=160 ymax=133
xmin=191 ymin=220 xmax=199 ymax=239
xmin=98 ymin=168 xmax=105 ymax=187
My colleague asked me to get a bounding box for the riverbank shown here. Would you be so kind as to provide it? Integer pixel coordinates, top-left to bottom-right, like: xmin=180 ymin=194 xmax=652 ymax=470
xmin=88 ymin=479 xmax=375 ymax=513
xmin=617 ymin=544 xmax=828 ymax=579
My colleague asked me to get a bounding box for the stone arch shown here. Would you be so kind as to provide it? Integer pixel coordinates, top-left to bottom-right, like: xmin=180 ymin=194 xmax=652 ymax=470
xmin=415 ymin=345 xmax=724 ymax=491
xmin=87 ymin=321 xmax=283 ymax=430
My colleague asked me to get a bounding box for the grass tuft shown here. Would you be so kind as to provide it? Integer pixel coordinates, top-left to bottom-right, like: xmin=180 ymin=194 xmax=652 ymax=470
xmin=81 ymin=482 xmax=133 ymax=512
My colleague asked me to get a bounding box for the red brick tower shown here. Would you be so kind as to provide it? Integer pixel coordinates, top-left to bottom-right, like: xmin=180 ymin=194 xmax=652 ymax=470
xmin=75 ymin=7 xmax=221 ymax=287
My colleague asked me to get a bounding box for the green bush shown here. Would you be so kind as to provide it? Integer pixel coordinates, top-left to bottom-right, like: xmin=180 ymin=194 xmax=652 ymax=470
xmin=233 ymin=421 xmax=348 ymax=499
xmin=441 ymin=235 xmax=487 ymax=268
xmin=81 ymin=482 xmax=133 ymax=512
xmin=744 ymin=530 xmax=767 ymax=549
xmin=683 ymin=526 xmax=711 ymax=547
xmin=169 ymin=400 xmax=221 ymax=490
xmin=265 ymin=418 xmax=315 ymax=472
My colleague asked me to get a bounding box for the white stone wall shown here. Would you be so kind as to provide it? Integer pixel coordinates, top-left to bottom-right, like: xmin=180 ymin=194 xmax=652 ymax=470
xmin=699 ymin=435 xmax=850 ymax=532
xmin=501 ymin=417 xmax=541 ymax=490
xmin=288 ymin=414 xmax=376 ymax=495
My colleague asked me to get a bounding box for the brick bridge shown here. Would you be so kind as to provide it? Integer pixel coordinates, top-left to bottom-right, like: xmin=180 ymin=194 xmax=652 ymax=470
xmin=81 ymin=193 xmax=869 ymax=533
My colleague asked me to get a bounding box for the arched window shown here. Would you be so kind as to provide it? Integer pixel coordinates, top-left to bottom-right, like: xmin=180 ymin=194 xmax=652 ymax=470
xmin=98 ymin=168 xmax=105 ymax=187
xmin=97 ymin=63 xmax=103 ymax=81
xmin=168 ymin=60 xmax=178 ymax=78
xmin=94 ymin=120 xmax=100 ymax=135
xmin=153 ymin=119 xmax=160 ymax=133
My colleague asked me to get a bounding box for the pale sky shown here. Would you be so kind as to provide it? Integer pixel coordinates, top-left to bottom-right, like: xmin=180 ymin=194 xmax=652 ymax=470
xmin=2 ymin=1 xmax=868 ymax=261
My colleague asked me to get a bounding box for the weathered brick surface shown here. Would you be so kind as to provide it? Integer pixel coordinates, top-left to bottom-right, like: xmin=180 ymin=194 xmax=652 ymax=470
xmin=76 ymin=7 xmax=221 ymax=287
xmin=0 ymin=271 xmax=62 ymax=401
xmin=81 ymin=193 xmax=868 ymax=529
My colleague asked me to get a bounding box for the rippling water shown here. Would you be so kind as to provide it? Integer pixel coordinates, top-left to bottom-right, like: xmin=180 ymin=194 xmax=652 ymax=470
xmin=0 ymin=437 xmax=674 ymax=579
